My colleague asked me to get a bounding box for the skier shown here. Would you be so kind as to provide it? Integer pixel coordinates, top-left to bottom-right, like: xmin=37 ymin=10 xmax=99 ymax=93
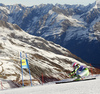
xmin=69 ymin=62 xmax=90 ymax=80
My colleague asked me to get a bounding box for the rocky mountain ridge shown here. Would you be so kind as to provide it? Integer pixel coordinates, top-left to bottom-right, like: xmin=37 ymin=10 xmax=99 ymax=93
xmin=1 ymin=20 xmax=97 ymax=86
xmin=0 ymin=1 xmax=100 ymax=67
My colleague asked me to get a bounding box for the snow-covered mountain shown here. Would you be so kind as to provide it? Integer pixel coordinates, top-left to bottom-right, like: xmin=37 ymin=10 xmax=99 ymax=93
xmin=0 ymin=1 xmax=100 ymax=67
xmin=1 ymin=20 xmax=97 ymax=88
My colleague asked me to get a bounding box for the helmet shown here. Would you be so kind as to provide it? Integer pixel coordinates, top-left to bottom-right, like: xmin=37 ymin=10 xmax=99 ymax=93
xmin=72 ymin=62 xmax=77 ymax=67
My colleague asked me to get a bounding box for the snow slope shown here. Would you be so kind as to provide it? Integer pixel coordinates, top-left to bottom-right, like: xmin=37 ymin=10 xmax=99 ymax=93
xmin=0 ymin=75 xmax=100 ymax=94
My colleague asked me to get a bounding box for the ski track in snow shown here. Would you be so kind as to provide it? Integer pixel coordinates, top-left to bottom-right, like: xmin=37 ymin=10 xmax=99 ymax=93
xmin=0 ymin=75 xmax=100 ymax=94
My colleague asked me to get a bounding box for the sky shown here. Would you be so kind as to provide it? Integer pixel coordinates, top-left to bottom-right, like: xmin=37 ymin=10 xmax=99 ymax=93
xmin=0 ymin=0 xmax=96 ymax=6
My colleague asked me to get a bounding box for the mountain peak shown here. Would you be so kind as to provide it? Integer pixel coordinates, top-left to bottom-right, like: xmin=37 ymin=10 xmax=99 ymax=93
xmin=96 ymin=0 xmax=100 ymax=8
xmin=0 ymin=3 xmax=5 ymax=7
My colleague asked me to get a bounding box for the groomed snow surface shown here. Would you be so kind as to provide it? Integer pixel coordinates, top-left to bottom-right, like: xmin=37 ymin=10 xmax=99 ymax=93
xmin=0 ymin=75 xmax=100 ymax=94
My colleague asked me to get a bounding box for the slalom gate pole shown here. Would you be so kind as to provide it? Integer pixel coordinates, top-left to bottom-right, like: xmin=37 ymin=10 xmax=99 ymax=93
xmin=0 ymin=81 xmax=3 ymax=90
xmin=21 ymin=67 xmax=24 ymax=87
xmin=20 ymin=52 xmax=24 ymax=87
xmin=28 ymin=68 xmax=33 ymax=86
xmin=42 ymin=74 xmax=44 ymax=85
xmin=90 ymin=64 xmax=93 ymax=76
xmin=26 ymin=54 xmax=33 ymax=86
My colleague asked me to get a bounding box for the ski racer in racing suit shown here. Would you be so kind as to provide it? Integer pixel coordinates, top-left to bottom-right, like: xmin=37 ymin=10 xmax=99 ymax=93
xmin=69 ymin=62 xmax=90 ymax=80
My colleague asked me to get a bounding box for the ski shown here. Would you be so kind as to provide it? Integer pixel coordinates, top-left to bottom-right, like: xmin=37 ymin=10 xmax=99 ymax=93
xmin=55 ymin=77 xmax=96 ymax=84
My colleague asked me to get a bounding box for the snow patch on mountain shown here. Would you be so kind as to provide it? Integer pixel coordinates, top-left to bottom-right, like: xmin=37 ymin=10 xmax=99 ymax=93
xmin=0 ymin=21 xmax=93 ymax=87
